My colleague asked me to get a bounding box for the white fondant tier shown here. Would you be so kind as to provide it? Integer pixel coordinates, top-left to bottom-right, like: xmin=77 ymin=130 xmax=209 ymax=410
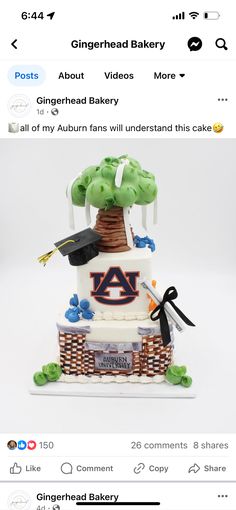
xmin=57 ymin=316 xmax=169 ymax=342
xmin=76 ymin=247 xmax=152 ymax=317
xmin=57 ymin=315 xmax=173 ymax=343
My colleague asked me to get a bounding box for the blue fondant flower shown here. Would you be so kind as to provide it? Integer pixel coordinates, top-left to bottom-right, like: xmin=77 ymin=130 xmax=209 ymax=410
xmin=65 ymin=295 xmax=94 ymax=322
xmin=134 ymin=235 xmax=156 ymax=252
xmin=72 ymin=306 xmax=82 ymax=314
xmin=65 ymin=307 xmax=80 ymax=322
xmin=80 ymin=299 xmax=90 ymax=310
xmin=149 ymin=241 xmax=156 ymax=252
xmin=82 ymin=309 xmax=94 ymax=320
xmin=138 ymin=240 xmax=146 ymax=248
xmin=69 ymin=293 xmax=79 ymax=307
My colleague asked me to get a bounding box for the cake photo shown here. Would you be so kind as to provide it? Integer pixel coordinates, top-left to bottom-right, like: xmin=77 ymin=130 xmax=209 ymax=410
xmin=33 ymin=155 xmax=194 ymax=389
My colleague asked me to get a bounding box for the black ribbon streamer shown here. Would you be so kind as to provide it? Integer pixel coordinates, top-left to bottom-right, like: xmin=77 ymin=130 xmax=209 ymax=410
xmin=150 ymin=286 xmax=195 ymax=347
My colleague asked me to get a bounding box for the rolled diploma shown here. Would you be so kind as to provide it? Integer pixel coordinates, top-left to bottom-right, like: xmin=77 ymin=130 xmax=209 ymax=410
xmin=139 ymin=278 xmax=185 ymax=333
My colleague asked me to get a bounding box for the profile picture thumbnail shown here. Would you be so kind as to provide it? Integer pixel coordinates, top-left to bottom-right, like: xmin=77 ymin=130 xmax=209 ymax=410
xmin=7 ymin=440 xmax=17 ymax=450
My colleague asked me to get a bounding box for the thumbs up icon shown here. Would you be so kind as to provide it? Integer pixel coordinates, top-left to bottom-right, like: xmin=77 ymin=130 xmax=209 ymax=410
xmin=10 ymin=462 xmax=22 ymax=474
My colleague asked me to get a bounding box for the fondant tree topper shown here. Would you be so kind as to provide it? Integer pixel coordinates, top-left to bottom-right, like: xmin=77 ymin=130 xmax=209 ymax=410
xmin=69 ymin=155 xmax=158 ymax=252
xmin=38 ymin=156 xmax=158 ymax=265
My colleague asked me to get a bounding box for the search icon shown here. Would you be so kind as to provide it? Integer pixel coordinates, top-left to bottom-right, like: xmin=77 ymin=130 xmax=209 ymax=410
xmin=215 ymin=38 xmax=228 ymax=50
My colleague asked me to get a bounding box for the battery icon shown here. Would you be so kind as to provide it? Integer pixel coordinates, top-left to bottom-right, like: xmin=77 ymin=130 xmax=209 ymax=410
xmin=204 ymin=11 xmax=220 ymax=20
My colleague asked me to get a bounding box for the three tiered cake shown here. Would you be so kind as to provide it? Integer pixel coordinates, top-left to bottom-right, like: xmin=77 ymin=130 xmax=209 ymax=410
xmin=34 ymin=156 xmax=194 ymax=388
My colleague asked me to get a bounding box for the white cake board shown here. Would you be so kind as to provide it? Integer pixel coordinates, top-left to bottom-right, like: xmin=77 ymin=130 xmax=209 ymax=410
xmin=29 ymin=381 xmax=196 ymax=398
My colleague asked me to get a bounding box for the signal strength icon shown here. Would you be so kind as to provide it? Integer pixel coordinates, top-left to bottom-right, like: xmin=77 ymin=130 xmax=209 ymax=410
xmin=172 ymin=12 xmax=185 ymax=20
xmin=189 ymin=11 xmax=199 ymax=19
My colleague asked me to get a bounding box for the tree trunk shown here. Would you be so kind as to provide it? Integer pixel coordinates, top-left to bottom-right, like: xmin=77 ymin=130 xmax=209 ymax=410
xmin=93 ymin=207 xmax=131 ymax=252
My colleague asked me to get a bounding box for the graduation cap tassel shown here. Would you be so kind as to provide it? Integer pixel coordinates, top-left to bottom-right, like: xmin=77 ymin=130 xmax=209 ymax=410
xmin=142 ymin=205 xmax=148 ymax=231
xmin=37 ymin=240 xmax=75 ymax=266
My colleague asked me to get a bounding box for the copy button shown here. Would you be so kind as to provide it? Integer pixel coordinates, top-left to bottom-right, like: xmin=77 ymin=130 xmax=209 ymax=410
xmin=8 ymin=65 xmax=45 ymax=86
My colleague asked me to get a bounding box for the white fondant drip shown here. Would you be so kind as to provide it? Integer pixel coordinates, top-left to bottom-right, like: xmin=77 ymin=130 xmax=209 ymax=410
xmin=115 ymin=158 xmax=129 ymax=187
xmin=123 ymin=206 xmax=133 ymax=248
xmin=85 ymin=198 xmax=91 ymax=226
xmin=114 ymin=159 xmax=133 ymax=248
xmin=142 ymin=205 xmax=148 ymax=231
xmin=67 ymin=174 xmax=81 ymax=230
xmin=59 ymin=374 xmax=165 ymax=384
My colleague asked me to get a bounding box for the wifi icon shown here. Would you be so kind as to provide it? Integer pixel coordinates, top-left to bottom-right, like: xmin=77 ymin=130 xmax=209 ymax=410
xmin=189 ymin=11 xmax=199 ymax=19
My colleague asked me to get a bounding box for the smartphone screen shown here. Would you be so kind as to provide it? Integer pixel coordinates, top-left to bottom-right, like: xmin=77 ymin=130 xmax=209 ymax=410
xmin=0 ymin=1 xmax=235 ymax=509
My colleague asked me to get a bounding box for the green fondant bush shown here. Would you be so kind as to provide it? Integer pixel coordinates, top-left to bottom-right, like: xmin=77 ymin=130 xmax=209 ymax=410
xmin=33 ymin=363 xmax=62 ymax=386
xmin=71 ymin=156 xmax=158 ymax=210
xmin=42 ymin=363 xmax=62 ymax=382
xmin=166 ymin=365 xmax=192 ymax=387
xmin=33 ymin=371 xmax=47 ymax=386
xmin=181 ymin=375 xmax=192 ymax=388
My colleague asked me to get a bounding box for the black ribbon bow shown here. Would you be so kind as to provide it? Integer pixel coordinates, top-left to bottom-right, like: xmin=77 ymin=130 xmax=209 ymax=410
xmin=150 ymin=286 xmax=195 ymax=347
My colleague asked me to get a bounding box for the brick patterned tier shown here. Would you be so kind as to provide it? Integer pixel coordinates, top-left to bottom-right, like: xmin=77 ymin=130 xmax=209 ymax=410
xmin=59 ymin=332 xmax=86 ymax=375
xmin=58 ymin=330 xmax=173 ymax=377
xmin=141 ymin=335 xmax=173 ymax=376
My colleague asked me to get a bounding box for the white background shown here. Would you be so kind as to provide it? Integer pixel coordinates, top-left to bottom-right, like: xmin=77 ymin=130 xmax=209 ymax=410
xmin=0 ymin=138 xmax=235 ymax=432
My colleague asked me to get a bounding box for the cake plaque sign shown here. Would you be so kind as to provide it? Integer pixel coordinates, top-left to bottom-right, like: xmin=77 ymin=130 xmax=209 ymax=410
xmin=95 ymin=352 xmax=133 ymax=372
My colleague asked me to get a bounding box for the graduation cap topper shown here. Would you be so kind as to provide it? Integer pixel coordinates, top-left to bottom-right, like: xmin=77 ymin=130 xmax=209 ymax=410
xmin=38 ymin=228 xmax=101 ymax=267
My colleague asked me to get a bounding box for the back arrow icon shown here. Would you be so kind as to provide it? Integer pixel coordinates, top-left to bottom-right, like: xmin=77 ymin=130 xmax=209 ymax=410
xmin=11 ymin=39 xmax=18 ymax=49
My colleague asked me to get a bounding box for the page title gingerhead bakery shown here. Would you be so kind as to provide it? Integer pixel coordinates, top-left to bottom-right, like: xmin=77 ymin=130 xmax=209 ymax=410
xmin=71 ymin=39 xmax=166 ymax=50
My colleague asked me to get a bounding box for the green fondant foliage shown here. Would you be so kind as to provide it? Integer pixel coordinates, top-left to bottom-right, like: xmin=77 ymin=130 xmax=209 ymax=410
xmin=33 ymin=371 xmax=48 ymax=386
xmin=42 ymin=363 xmax=62 ymax=382
xmin=166 ymin=365 xmax=192 ymax=388
xmin=114 ymin=185 xmax=138 ymax=207
xmin=165 ymin=367 xmax=182 ymax=385
xmin=181 ymin=375 xmax=193 ymax=388
xmin=71 ymin=155 xmax=158 ymax=209
xmin=33 ymin=363 xmax=62 ymax=386
xmin=86 ymin=179 xmax=114 ymax=209
xmin=170 ymin=365 xmax=187 ymax=377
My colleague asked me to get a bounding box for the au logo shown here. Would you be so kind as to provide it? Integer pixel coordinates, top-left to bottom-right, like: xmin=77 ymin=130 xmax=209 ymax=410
xmin=90 ymin=266 xmax=140 ymax=305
